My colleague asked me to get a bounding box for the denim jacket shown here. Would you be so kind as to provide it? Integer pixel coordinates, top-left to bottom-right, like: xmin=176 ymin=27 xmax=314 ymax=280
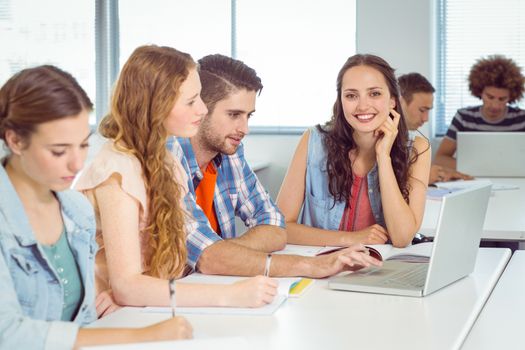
xmin=0 ymin=164 xmax=98 ymax=350
xmin=298 ymin=127 xmax=386 ymax=230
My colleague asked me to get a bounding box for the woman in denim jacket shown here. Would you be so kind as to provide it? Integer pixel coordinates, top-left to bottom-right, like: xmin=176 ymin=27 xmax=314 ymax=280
xmin=277 ymin=54 xmax=431 ymax=248
xmin=0 ymin=66 xmax=191 ymax=350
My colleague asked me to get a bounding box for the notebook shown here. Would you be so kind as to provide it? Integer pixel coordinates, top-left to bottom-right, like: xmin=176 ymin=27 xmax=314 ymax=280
xmin=142 ymin=273 xmax=313 ymax=316
xmin=328 ymin=183 xmax=491 ymax=297
xmin=456 ymin=131 xmax=525 ymax=177
xmin=317 ymin=242 xmax=433 ymax=263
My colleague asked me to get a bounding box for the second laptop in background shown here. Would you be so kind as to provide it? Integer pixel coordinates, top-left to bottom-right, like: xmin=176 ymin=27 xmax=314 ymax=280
xmin=457 ymin=131 xmax=525 ymax=177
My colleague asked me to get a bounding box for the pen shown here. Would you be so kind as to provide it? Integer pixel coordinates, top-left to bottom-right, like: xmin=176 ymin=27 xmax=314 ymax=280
xmin=169 ymin=278 xmax=176 ymax=317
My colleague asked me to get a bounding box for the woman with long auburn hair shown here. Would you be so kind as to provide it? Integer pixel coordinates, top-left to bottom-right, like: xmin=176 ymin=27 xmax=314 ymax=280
xmin=277 ymin=54 xmax=431 ymax=248
xmin=76 ymin=45 xmax=277 ymax=309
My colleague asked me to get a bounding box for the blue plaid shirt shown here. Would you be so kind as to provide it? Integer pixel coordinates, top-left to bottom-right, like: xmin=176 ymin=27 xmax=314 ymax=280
xmin=169 ymin=137 xmax=285 ymax=267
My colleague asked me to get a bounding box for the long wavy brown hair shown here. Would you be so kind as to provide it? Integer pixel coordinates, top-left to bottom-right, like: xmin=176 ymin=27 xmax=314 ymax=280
xmin=99 ymin=45 xmax=194 ymax=279
xmin=319 ymin=54 xmax=417 ymax=205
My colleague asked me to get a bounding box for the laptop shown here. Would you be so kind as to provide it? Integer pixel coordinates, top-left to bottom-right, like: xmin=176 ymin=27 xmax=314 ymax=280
xmin=328 ymin=184 xmax=491 ymax=297
xmin=457 ymin=131 xmax=525 ymax=177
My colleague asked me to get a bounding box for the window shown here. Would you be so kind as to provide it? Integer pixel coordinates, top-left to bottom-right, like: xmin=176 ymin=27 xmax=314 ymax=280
xmin=435 ymin=0 xmax=525 ymax=136
xmin=118 ymin=0 xmax=356 ymax=131
xmin=236 ymin=0 xmax=356 ymax=128
xmin=0 ymin=0 xmax=356 ymax=130
xmin=119 ymin=0 xmax=231 ymax=68
xmin=0 ymin=0 xmax=96 ymax=124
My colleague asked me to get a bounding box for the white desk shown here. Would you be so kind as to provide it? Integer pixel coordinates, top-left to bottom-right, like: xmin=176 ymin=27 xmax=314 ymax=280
xmin=89 ymin=248 xmax=510 ymax=350
xmin=421 ymin=178 xmax=525 ymax=241
xmin=462 ymin=250 xmax=525 ymax=349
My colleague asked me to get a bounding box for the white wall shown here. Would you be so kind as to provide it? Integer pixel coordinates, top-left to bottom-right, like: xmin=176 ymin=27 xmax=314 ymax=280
xmin=243 ymin=134 xmax=302 ymax=199
xmin=244 ymin=0 xmax=435 ymax=199
xmin=356 ymin=0 xmax=435 ymax=138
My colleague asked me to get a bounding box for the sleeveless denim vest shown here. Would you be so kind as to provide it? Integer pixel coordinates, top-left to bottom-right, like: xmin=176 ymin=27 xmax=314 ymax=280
xmin=298 ymin=127 xmax=386 ymax=230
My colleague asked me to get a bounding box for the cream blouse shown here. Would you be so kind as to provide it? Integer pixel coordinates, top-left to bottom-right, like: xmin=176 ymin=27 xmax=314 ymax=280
xmin=75 ymin=141 xmax=190 ymax=293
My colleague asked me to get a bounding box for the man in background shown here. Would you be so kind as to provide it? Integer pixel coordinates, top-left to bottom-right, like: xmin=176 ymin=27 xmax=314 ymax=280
xmin=398 ymin=72 xmax=472 ymax=183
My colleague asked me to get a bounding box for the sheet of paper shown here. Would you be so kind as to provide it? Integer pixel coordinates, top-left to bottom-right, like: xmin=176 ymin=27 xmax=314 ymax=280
xmin=139 ymin=272 xmax=303 ymax=315
xmin=143 ymin=295 xmax=287 ymax=316
xmin=179 ymin=273 xmax=299 ymax=297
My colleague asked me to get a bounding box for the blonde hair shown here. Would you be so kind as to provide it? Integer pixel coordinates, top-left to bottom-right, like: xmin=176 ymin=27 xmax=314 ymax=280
xmin=99 ymin=45 xmax=195 ymax=278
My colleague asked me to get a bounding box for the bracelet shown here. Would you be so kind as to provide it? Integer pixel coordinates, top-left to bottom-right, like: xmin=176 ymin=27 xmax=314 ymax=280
xmin=169 ymin=278 xmax=176 ymax=316
xmin=264 ymin=254 xmax=272 ymax=277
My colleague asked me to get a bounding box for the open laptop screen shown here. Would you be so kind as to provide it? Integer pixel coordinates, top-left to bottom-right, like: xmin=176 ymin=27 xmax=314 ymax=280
xmin=456 ymin=131 xmax=525 ymax=177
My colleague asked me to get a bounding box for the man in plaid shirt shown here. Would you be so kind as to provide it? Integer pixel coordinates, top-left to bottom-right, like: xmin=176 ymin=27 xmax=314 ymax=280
xmin=171 ymin=54 xmax=380 ymax=277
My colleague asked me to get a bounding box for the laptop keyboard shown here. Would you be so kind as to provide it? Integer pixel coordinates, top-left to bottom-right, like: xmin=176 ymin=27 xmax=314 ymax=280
xmin=382 ymin=264 xmax=428 ymax=288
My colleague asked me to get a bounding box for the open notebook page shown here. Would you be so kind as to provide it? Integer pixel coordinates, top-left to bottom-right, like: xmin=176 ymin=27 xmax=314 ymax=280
xmin=142 ymin=273 xmax=298 ymax=316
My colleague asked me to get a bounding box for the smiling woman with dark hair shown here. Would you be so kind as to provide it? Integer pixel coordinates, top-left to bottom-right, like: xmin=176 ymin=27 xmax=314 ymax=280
xmin=277 ymin=54 xmax=431 ymax=249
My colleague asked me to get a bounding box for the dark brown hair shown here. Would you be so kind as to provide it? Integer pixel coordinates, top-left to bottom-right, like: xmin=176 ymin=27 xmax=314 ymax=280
xmin=0 ymin=65 xmax=92 ymax=145
xmin=198 ymin=54 xmax=263 ymax=114
xmin=99 ymin=45 xmax=194 ymax=279
xmin=398 ymin=72 xmax=435 ymax=104
xmin=319 ymin=54 xmax=415 ymax=205
xmin=469 ymin=55 xmax=525 ymax=103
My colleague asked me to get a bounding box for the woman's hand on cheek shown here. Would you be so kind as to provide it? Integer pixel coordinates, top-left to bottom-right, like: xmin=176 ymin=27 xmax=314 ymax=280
xmin=374 ymin=108 xmax=400 ymax=159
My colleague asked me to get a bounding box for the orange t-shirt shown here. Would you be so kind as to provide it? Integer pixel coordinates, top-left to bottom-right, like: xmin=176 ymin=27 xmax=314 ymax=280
xmin=195 ymin=162 xmax=221 ymax=234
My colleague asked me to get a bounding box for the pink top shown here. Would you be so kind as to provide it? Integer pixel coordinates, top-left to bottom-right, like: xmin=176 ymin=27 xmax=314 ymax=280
xmin=339 ymin=174 xmax=376 ymax=232
xmin=75 ymin=141 xmax=189 ymax=293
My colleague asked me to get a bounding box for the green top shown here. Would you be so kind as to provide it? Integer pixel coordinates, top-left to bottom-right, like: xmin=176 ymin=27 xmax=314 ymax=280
xmin=41 ymin=228 xmax=84 ymax=321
